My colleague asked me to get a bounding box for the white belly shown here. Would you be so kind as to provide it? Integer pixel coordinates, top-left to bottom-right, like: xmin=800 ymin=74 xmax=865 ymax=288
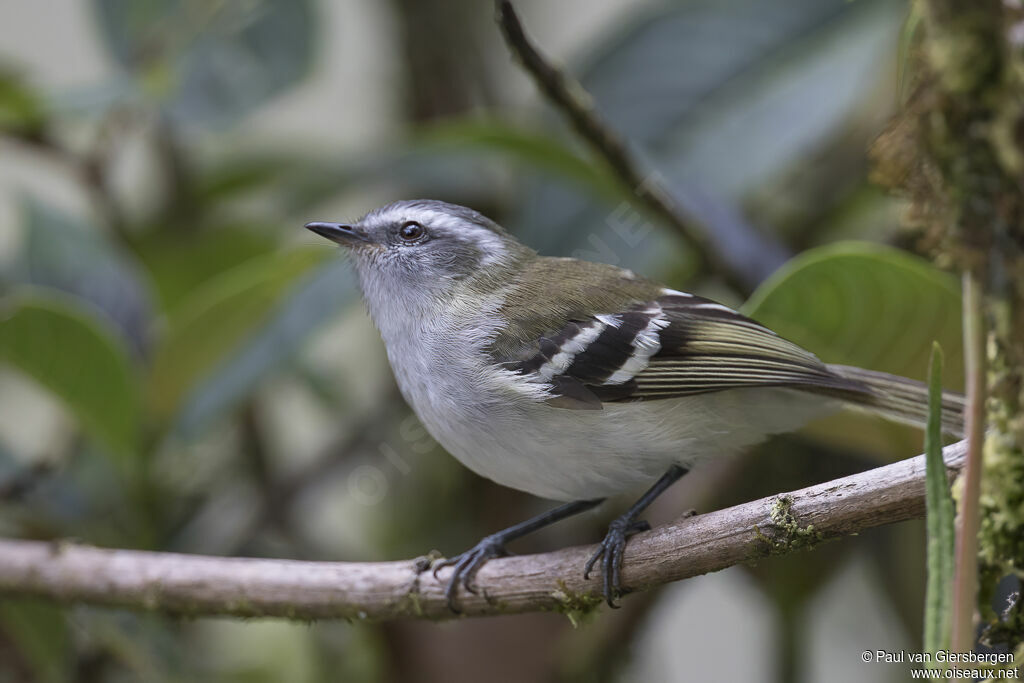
xmin=405 ymin=372 xmax=835 ymax=502
xmin=374 ymin=299 xmax=834 ymax=502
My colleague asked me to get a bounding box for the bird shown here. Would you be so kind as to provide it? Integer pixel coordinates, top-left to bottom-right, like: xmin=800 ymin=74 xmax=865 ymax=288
xmin=305 ymin=199 xmax=964 ymax=610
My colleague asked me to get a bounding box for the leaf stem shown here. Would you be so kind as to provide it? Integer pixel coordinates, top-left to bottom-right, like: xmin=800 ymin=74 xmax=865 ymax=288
xmin=950 ymin=271 xmax=986 ymax=652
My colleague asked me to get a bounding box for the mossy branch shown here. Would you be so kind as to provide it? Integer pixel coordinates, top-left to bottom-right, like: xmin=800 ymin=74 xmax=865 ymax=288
xmin=0 ymin=441 xmax=966 ymax=621
xmin=870 ymin=0 xmax=1024 ymax=649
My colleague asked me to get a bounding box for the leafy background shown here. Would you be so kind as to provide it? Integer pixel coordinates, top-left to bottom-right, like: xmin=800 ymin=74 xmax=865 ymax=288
xmin=0 ymin=0 xmax=971 ymax=681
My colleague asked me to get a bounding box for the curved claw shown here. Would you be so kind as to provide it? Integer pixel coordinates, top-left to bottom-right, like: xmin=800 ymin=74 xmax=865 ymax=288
xmin=583 ymin=517 xmax=650 ymax=607
xmin=431 ymin=556 xmax=457 ymax=581
xmin=433 ymin=535 xmax=508 ymax=613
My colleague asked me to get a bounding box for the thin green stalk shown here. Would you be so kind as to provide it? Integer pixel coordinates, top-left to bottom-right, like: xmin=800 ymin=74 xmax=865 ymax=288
xmin=924 ymin=342 xmax=956 ymax=660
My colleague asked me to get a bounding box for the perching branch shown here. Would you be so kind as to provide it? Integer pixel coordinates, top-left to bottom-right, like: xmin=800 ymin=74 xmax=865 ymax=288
xmin=495 ymin=1 xmax=789 ymax=293
xmin=0 ymin=441 xmax=966 ymax=621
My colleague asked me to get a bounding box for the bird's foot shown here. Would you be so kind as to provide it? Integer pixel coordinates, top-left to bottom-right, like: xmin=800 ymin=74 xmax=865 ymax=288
xmin=583 ymin=515 xmax=651 ymax=607
xmin=432 ymin=533 xmax=509 ymax=613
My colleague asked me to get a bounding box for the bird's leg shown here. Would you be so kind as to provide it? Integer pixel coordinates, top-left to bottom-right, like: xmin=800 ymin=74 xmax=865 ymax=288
xmin=432 ymin=498 xmax=603 ymax=612
xmin=584 ymin=465 xmax=689 ymax=607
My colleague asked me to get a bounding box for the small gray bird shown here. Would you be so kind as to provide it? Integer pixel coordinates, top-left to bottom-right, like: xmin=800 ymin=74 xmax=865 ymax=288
xmin=306 ymin=199 xmax=963 ymax=609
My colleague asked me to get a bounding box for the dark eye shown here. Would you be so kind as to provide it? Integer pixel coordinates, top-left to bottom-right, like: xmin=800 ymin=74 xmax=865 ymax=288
xmin=398 ymin=221 xmax=425 ymax=242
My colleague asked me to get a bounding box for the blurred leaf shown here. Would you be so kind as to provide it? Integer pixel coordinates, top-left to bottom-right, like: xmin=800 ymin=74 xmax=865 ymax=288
xmin=416 ymin=119 xmax=623 ymax=199
xmin=0 ymin=435 xmax=18 ymax=481
xmin=15 ymin=443 xmax=142 ymax=545
xmin=923 ymin=343 xmax=955 ymax=658
xmin=131 ymin=225 xmax=276 ymax=313
xmin=0 ymin=66 xmax=47 ymax=137
xmin=197 ymin=155 xmax=298 ymax=204
xmin=512 ymin=0 xmax=903 ymax=276
xmin=742 ymin=242 xmax=963 ymax=383
xmin=147 ymin=247 xmax=332 ymax=424
xmin=51 ymin=74 xmax=141 ymax=118
xmin=175 ymin=258 xmax=355 ymax=436
xmin=192 ymin=122 xmax=618 ymax=226
xmin=742 ymin=242 xmax=962 ymax=455
xmin=195 ymin=152 xmax=357 ymax=221
xmin=0 ymin=601 xmax=70 ymax=683
xmin=92 ymin=0 xmax=315 ymax=127
xmin=0 ymin=293 xmax=140 ymax=458
xmin=72 ymin=611 xmax=180 ymax=681
xmin=16 ymin=197 xmax=153 ymax=356
xmin=586 ymin=0 xmax=903 ymax=198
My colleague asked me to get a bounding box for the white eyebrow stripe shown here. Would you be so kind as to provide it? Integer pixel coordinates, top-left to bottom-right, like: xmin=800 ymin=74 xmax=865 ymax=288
xmin=404 ymin=207 xmax=509 ymax=266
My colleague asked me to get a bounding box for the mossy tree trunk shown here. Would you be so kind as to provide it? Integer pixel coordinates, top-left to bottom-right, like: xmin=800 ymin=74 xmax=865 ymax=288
xmin=871 ymin=0 xmax=1024 ymax=649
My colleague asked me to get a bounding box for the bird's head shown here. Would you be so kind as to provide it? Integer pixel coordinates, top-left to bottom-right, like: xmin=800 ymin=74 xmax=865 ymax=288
xmin=306 ymin=200 xmax=531 ymax=303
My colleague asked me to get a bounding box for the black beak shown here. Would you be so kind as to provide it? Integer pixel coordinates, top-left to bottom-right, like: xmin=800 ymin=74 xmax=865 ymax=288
xmin=305 ymin=221 xmax=368 ymax=247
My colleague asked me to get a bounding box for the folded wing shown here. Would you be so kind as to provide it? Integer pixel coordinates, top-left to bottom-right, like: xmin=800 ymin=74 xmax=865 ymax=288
xmin=498 ymin=290 xmax=871 ymax=410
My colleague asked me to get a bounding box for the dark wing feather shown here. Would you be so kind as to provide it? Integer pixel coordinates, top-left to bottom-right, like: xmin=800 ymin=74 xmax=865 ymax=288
xmin=499 ymin=291 xmax=872 ymax=408
xmin=628 ymin=293 xmax=866 ymax=400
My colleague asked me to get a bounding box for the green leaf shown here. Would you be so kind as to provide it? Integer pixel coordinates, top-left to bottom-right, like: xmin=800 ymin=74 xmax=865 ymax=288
xmin=147 ymin=247 xmax=333 ymax=423
xmin=0 ymin=601 xmax=70 ymax=683
xmin=196 ymin=154 xmax=299 ymax=204
xmin=742 ymin=242 xmax=963 ymax=454
xmin=92 ymin=0 xmax=315 ymax=127
xmin=415 ymin=119 xmax=623 ymax=200
xmin=130 ymin=224 xmax=276 ymax=314
xmin=742 ymin=242 xmax=962 ymax=380
xmin=923 ymin=343 xmax=956 ymax=659
xmin=17 ymin=196 xmax=153 ymax=355
xmin=0 ymin=66 xmax=47 ymax=137
xmin=174 ymin=258 xmax=354 ymax=436
xmin=0 ymin=293 xmax=140 ymax=458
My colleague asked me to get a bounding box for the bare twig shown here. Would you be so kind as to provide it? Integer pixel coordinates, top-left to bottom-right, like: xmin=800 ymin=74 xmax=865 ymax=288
xmin=495 ymin=1 xmax=787 ymax=293
xmin=951 ymin=272 xmax=985 ymax=651
xmin=0 ymin=441 xmax=966 ymax=621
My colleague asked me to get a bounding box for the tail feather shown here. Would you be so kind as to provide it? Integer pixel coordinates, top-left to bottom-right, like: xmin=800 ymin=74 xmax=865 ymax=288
xmin=826 ymin=364 xmax=966 ymax=437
